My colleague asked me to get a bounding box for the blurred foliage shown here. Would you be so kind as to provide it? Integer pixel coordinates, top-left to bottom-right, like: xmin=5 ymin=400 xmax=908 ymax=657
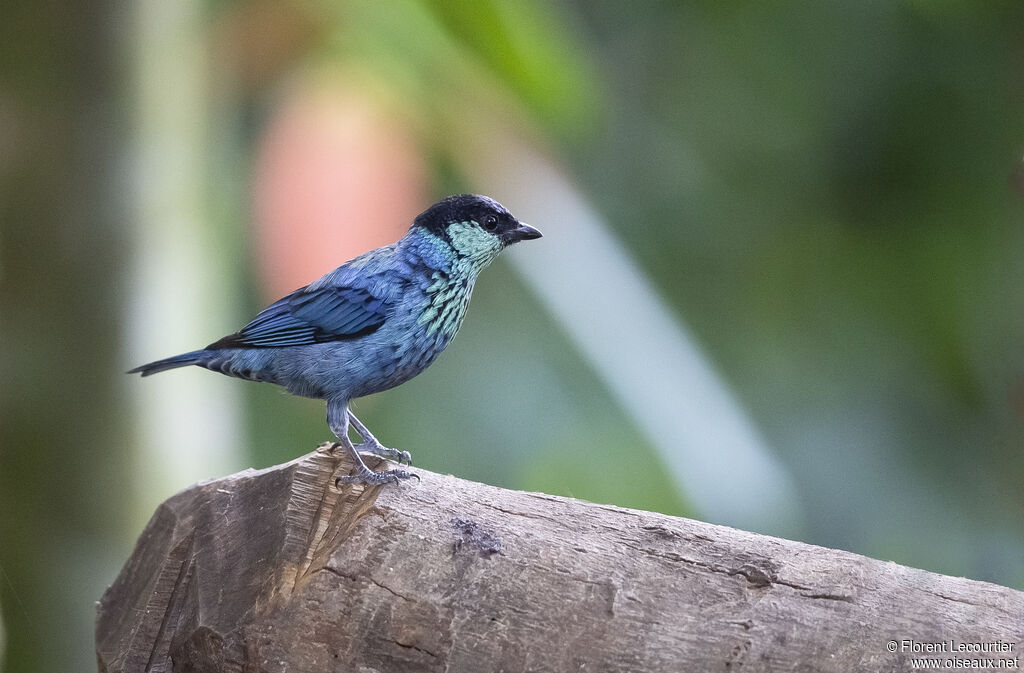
xmin=565 ymin=0 xmax=1024 ymax=585
xmin=2 ymin=1 xmax=1024 ymax=672
xmin=1 ymin=1 xmax=133 ymax=671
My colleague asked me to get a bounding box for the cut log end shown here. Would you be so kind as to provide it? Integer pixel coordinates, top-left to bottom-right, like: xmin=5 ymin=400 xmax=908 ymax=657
xmin=96 ymin=445 xmax=1024 ymax=672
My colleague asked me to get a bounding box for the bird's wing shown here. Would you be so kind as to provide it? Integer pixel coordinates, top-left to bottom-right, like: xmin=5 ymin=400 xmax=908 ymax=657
xmin=208 ymin=284 xmax=388 ymax=349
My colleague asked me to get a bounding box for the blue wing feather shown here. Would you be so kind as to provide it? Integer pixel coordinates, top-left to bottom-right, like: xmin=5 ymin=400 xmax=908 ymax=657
xmin=208 ymin=284 xmax=387 ymax=349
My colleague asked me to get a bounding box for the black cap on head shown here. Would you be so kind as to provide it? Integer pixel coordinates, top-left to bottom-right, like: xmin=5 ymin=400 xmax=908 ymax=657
xmin=413 ymin=194 xmax=509 ymax=234
xmin=413 ymin=194 xmax=541 ymax=245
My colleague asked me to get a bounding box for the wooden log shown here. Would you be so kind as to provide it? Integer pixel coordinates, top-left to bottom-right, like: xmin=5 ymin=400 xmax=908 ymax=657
xmin=96 ymin=444 xmax=1024 ymax=672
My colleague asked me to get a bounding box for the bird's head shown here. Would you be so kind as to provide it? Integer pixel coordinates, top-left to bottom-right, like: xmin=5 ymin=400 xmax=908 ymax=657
xmin=412 ymin=194 xmax=542 ymax=266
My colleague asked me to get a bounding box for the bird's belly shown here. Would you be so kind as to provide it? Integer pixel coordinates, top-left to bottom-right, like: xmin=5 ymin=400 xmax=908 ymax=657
xmin=349 ymin=331 xmax=452 ymax=397
xmin=266 ymin=328 xmax=454 ymax=400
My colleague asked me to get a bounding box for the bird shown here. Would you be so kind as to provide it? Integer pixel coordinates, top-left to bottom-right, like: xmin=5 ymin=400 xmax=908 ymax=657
xmin=130 ymin=194 xmax=542 ymax=485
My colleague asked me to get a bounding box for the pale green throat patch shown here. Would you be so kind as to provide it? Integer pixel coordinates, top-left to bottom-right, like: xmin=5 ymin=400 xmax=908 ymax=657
xmin=445 ymin=220 xmax=503 ymax=265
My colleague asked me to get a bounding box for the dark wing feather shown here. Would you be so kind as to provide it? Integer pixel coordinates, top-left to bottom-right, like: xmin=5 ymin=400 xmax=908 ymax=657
xmin=208 ymin=285 xmax=387 ymax=349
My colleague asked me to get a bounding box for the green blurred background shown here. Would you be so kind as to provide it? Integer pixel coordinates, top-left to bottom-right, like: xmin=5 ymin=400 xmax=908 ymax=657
xmin=2 ymin=1 xmax=1024 ymax=671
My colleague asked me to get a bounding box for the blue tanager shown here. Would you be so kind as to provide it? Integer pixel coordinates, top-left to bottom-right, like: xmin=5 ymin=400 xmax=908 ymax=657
xmin=130 ymin=194 xmax=542 ymax=484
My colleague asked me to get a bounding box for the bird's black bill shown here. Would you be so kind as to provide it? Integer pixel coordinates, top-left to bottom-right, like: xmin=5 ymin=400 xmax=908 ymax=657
xmin=506 ymin=222 xmax=543 ymax=244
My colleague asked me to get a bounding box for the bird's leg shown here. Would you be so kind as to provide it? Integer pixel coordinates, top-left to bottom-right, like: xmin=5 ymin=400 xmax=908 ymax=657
xmin=348 ymin=411 xmax=412 ymax=466
xmin=327 ymin=400 xmax=416 ymax=486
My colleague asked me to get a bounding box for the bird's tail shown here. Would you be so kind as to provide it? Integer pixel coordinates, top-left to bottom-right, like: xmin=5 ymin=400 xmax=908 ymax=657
xmin=128 ymin=350 xmax=211 ymax=377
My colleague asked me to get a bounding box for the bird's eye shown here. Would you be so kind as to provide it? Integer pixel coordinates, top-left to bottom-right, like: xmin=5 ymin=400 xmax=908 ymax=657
xmin=482 ymin=215 xmax=499 ymax=232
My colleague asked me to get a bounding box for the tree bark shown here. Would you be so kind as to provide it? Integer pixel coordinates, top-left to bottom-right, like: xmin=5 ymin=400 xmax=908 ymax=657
xmin=97 ymin=444 xmax=1023 ymax=673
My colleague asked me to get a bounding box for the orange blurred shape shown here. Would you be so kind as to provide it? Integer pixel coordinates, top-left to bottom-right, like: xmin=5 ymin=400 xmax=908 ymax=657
xmin=214 ymin=1 xmax=319 ymax=88
xmin=253 ymin=80 xmax=428 ymax=299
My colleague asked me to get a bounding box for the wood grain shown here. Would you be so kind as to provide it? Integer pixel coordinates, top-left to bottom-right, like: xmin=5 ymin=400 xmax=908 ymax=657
xmin=96 ymin=444 xmax=1024 ymax=672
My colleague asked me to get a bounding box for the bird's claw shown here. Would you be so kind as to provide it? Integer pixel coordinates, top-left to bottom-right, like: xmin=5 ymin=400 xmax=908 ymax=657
xmin=335 ymin=466 xmax=418 ymax=487
xmin=354 ymin=441 xmax=413 ymax=466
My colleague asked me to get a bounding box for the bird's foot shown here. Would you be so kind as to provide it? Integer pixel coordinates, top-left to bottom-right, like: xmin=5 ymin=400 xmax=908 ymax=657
xmin=353 ymin=440 xmax=412 ymax=466
xmin=335 ymin=465 xmax=419 ymax=487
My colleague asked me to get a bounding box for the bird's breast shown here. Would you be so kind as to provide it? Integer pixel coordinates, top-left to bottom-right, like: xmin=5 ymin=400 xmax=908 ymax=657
xmin=417 ymin=273 xmax=473 ymax=339
xmin=343 ymin=275 xmax=474 ymax=397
